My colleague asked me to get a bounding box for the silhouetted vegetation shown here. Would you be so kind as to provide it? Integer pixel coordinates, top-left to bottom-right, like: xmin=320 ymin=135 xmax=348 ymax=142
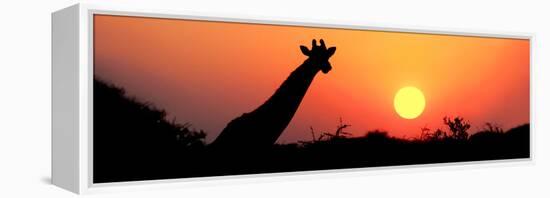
xmin=94 ymin=79 xmax=530 ymax=183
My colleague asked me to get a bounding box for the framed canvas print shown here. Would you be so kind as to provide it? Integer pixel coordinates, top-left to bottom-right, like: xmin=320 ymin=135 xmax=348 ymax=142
xmin=52 ymin=3 xmax=532 ymax=194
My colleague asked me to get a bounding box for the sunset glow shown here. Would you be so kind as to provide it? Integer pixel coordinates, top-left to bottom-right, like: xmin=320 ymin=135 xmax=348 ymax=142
xmin=93 ymin=15 xmax=530 ymax=143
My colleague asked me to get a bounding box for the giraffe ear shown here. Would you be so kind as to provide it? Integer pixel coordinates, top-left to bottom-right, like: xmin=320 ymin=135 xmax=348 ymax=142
xmin=327 ymin=47 xmax=336 ymax=57
xmin=300 ymin=45 xmax=311 ymax=56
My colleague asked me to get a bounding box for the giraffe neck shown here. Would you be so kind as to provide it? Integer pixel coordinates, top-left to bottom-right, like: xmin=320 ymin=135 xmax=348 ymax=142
xmin=210 ymin=59 xmax=322 ymax=149
xmin=253 ymin=59 xmax=320 ymax=120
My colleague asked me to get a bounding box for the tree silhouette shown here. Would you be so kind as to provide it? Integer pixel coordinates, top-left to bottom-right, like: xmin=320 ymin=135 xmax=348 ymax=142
xmin=443 ymin=116 xmax=470 ymax=140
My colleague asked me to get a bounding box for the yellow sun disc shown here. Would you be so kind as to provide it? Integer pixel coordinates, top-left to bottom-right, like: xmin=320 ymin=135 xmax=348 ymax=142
xmin=394 ymin=86 xmax=425 ymax=119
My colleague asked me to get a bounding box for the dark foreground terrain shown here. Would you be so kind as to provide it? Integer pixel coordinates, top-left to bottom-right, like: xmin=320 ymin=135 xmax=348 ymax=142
xmin=93 ymin=79 xmax=530 ymax=183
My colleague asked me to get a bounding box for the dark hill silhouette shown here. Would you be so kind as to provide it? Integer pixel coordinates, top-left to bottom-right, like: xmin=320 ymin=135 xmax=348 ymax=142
xmin=93 ymin=78 xmax=206 ymax=183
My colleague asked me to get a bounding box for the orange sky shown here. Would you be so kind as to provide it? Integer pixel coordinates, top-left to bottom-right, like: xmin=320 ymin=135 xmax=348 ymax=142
xmin=93 ymin=14 xmax=530 ymax=143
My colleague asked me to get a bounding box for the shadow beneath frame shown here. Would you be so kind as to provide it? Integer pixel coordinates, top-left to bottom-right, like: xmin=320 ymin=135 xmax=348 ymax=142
xmin=41 ymin=176 xmax=52 ymax=185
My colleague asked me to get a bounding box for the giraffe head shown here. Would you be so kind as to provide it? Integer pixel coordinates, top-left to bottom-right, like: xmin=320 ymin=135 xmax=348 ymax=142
xmin=300 ymin=39 xmax=337 ymax=74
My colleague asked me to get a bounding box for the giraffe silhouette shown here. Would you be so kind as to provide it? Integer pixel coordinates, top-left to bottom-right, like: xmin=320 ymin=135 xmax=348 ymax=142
xmin=210 ymin=39 xmax=336 ymax=151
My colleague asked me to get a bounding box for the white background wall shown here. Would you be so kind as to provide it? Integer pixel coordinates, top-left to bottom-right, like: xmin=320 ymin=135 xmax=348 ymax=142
xmin=0 ymin=0 xmax=548 ymax=197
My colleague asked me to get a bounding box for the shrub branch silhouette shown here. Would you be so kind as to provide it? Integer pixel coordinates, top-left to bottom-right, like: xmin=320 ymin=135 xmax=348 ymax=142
xmin=482 ymin=122 xmax=504 ymax=134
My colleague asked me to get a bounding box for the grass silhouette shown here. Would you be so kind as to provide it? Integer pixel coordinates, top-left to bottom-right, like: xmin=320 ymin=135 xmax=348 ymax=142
xmin=93 ymin=78 xmax=529 ymax=183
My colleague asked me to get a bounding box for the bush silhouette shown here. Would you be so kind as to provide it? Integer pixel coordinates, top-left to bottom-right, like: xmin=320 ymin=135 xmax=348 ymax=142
xmin=364 ymin=130 xmax=391 ymax=143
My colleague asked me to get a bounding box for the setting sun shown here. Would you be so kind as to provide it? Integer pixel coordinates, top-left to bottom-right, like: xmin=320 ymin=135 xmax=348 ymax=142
xmin=394 ymin=87 xmax=426 ymax=119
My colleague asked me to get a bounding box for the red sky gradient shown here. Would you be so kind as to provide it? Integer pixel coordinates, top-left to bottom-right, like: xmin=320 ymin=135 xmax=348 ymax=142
xmin=93 ymin=14 xmax=530 ymax=143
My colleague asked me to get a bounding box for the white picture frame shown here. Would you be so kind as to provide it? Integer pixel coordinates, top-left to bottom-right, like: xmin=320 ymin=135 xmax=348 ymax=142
xmin=52 ymin=3 xmax=533 ymax=194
